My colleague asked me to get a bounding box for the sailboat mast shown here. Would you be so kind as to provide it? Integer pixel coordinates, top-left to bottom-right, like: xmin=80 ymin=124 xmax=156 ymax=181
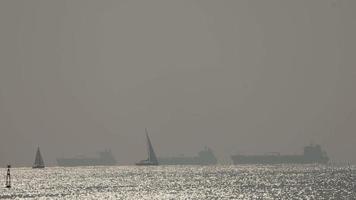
xmin=145 ymin=128 xmax=151 ymax=161
xmin=35 ymin=147 xmax=39 ymax=164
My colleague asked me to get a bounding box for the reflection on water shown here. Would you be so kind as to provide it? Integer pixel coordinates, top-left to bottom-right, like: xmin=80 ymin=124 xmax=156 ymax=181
xmin=1 ymin=165 xmax=355 ymax=199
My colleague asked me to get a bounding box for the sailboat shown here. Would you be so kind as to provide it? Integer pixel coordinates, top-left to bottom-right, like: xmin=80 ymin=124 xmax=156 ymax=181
xmin=136 ymin=128 xmax=159 ymax=166
xmin=32 ymin=146 xmax=45 ymax=169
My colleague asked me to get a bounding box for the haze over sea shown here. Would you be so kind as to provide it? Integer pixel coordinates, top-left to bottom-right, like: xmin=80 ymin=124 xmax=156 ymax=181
xmin=1 ymin=165 xmax=355 ymax=199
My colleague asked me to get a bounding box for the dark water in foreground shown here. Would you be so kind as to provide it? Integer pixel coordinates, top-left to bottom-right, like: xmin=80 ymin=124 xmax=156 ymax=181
xmin=1 ymin=165 xmax=355 ymax=199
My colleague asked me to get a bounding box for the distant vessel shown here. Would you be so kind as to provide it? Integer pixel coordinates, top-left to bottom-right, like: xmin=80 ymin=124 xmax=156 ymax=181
xmin=5 ymin=165 xmax=11 ymax=188
xmin=158 ymin=147 xmax=218 ymax=165
xmin=231 ymin=144 xmax=329 ymax=165
xmin=56 ymin=149 xmax=116 ymax=167
xmin=33 ymin=147 xmax=45 ymax=169
xmin=136 ymin=129 xmax=159 ymax=166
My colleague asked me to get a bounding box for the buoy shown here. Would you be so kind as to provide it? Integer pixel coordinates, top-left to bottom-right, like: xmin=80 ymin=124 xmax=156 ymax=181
xmin=5 ymin=164 xmax=11 ymax=188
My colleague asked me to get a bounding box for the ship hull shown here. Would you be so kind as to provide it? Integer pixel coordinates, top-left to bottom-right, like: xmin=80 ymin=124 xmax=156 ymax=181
xmin=231 ymin=155 xmax=328 ymax=165
xmin=158 ymin=157 xmax=217 ymax=165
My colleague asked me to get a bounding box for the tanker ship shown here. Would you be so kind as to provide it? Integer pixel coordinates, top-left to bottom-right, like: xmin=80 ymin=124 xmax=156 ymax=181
xmin=158 ymin=147 xmax=218 ymax=165
xmin=57 ymin=149 xmax=117 ymax=167
xmin=231 ymin=144 xmax=329 ymax=165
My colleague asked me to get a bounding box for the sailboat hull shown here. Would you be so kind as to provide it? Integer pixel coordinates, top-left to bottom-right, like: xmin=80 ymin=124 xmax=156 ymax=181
xmin=135 ymin=163 xmax=158 ymax=166
xmin=32 ymin=166 xmax=45 ymax=169
xmin=135 ymin=162 xmax=158 ymax=166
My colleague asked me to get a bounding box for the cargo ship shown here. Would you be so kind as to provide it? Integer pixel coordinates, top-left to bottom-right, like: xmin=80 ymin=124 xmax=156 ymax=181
xmin=158 ymin=147 xmax=218 ymax=165
xmin=57 ymin=149 xmax=117 ymax=167
xmin=231 ymin=144 xmax=329 ymax=164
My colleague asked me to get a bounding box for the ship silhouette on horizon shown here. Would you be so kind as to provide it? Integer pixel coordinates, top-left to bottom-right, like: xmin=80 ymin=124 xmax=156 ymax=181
xmin=158 ymin=147 xmax=218 ymax=165
xmin=56 ymin=149 xmax=116 ymax=167
xmin=231 ymin=144 xmax=329 ymax=165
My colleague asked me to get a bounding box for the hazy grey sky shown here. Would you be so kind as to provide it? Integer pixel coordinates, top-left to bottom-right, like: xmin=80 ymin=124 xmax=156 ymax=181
xmin=0 ymin=0 xmax=355 ymax=166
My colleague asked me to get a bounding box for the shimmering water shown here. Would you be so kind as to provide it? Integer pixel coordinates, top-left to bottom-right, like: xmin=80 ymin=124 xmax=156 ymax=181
xmin=1 ymin=165 xmax=355 ymax=199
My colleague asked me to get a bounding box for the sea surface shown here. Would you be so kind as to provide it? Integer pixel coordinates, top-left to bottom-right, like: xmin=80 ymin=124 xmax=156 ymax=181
xmin=1 ymin=165 xmax=355 ymax=199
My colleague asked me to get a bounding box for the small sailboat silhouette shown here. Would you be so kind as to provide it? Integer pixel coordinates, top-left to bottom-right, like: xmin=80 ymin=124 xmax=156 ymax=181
xmin=33 ymin=147 xmax=45 ymax=169
xmin=136 ymin=128 xmax=159 ymax=166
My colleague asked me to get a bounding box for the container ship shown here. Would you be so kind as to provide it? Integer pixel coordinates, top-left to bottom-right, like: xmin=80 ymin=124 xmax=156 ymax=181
xmin=231 ymin=144 xmax=329 ymax=164
xmin=57 ymin=149 xmax=117 ymax=167
xmin=158 ymin=147 xmax=218 ymax=165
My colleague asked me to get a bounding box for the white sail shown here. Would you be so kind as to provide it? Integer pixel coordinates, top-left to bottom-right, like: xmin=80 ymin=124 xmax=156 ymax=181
xmin=145 ymin=128 xmax=158 ymax=164
xmin=33 ymin=147 xmax=45 ymax=168
xmin=136 ymin=129 xmax=159 ymax=165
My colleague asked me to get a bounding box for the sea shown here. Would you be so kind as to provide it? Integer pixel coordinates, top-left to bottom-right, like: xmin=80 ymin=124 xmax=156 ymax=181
xmin=1 ymin=165 xmax=355 ymax=199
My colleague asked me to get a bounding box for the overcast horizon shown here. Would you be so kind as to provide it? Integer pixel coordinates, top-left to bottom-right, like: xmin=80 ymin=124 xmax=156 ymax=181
xmin=0 ymin=0 xmax=356 ymax=167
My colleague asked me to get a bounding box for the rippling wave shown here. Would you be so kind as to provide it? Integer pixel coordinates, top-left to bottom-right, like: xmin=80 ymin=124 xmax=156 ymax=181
xmin=1 ymin=165 xmax=355 ymax=199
